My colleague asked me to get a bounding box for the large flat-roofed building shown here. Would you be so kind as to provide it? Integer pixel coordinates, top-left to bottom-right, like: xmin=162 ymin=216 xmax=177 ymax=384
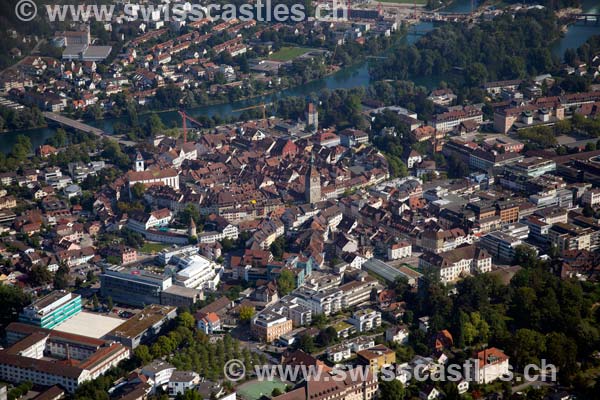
xmin=251 ymin=310 xmax=293 ymax=343
xmin=504 ymin=157 xmax=556 ymax=178
xmin=160 ymin=285 xmax=204 ymax=308
xmin=339 ymin=276 xmax=380 ymax=308
xmin=0 ymin=323 xmax=130 ymax=393
xmin=19 ymin=291 xmax=82 ymax=329
xmin=52 ymin=312 xmax=125 ymax=339
xmin=100 ymin=266 xmax=171 ymax=307
xmin=549 ymin=222 xmax=594 ymax=253
xmin=106 ymin=305 xmax=177 ymax=349
xmin=480 ymin=231 xmax=523 ymax=263
xmin=100 ymin=265 xmax=203 ymax=308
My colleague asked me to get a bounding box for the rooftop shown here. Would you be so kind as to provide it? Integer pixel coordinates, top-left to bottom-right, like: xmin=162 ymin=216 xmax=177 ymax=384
xmin=108 ymin=305 xmax=176 ymax=339
xmin=53 ymin=311 xmax=124 ymax=339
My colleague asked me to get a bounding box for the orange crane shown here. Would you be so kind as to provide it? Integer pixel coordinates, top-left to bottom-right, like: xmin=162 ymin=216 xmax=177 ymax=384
xmin=232 ymin=103 xmax=271 ymax=127
xmin=178 ymin=110 xmax=203 ymax=143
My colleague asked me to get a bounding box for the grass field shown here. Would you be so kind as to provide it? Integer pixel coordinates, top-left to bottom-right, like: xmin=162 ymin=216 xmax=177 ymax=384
xmin=237 ymin=378 xmax=288 ymax=400
xmin=379 ymin=0 xmax=428 ymax=4
xmin=268 ymin=47 xmax=312 ymax=62
xmin=139 ymin=242 xmax=170 ymax=254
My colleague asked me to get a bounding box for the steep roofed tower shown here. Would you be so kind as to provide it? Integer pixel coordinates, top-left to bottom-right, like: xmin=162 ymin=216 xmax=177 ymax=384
xmin=135 ymin=151 xmax=145 ymax=172
xmin=305 ymin=154 xmax=321 ymax=204
xmin=306 ymin=102 xmax=318 ymax=132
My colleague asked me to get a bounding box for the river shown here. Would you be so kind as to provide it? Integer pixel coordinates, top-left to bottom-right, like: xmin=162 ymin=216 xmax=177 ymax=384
xmin=3 ymin=0 xmax=599 ymax=153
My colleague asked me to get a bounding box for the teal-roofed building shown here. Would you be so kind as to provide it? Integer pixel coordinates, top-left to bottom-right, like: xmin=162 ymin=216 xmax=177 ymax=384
xmin=19 ymin=290 xmax=82 ymax=329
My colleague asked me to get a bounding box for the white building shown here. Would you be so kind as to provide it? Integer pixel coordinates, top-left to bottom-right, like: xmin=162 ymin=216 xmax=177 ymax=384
xmin=198 ymin=223 xmax=239 ymax=244
xmin=429 ymin=109 xmax=483 ymax=133
xmin=469 ymin=348 xmax=510 ymax=384
xmin=127 ymin=156 xmax=180 ymax=192
xmin=348 ymin=309 xmax=381 ymax=333
xmin=419 ymin=245 xmax=492 ymax=284
xmin=385 ymin=325 xmax=409 ymax=344
xmin=582 ymin=188 xmax=600 ymax=207
xmin=327 ymin=344 xmax=352 ymax=363
xmin=141 ymin=361 xmax=176 ymax=391
xmin=293 ymin=287 xmax=343 ymax=316
xmin=197 ymin=312 xmax=221 ymax=334
xmin=168 ymin=371 xmax=200 ymax=396
xmin=387 ymin=241 xmax=412 ymax=260
xmin=127 ymin=209 xmax=173 ymax=232
xmin=175 ymin=254 xmax=222 ymax=290
xmin=0 ymin=323 xmax=129 ymax=393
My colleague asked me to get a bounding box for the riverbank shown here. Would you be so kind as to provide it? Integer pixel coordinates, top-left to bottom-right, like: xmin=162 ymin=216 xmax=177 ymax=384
xmin=1 ymin=0 xmax=598 ymax=153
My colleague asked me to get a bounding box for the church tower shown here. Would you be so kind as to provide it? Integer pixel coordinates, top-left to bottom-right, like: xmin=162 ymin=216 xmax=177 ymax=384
xmin=305 ymin=102 xmax=318 ymax=132
xmin=135 ymin=151 xmax=145 ymax=172
xmin=305 ymin=154 xmax=321 ymax=204
xmin=188 ymin=217 xmax=197 ymax=238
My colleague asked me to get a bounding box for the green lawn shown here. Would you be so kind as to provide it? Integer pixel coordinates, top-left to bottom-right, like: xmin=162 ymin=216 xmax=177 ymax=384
xmin=139 ymin=242 xmax=170 ymax=254
xmin=237 ymin=378 xmax=288 ymax=400
xmin=379 ymin=0 xmax=428 ymax=4
xmin=268 ymin=47 xmax=312 ymax=62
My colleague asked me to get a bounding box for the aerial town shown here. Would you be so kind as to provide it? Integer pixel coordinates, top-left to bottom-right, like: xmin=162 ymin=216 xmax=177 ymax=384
xmin=0 ymin=0 xmax=599 ymax=400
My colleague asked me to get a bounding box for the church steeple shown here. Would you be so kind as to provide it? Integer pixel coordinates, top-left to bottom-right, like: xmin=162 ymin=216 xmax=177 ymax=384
xmin=135 ymin=151 xmax=145 ymax=172
xmin=188 ymin=217 xmax=197 ymax=237
xmin=305 ymin=153 xmax=321 ymax=204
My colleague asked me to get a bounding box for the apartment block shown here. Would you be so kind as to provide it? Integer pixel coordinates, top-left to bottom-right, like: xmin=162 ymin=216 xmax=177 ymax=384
xmin=18 ymin=291 xmax=82 ymax=330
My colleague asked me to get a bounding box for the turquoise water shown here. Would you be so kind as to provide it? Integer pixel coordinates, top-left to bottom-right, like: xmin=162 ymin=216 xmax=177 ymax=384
xmin=3 ymin=0 xmax=599 ymax=153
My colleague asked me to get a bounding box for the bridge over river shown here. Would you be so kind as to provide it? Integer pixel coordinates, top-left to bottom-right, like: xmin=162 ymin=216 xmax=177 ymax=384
xmin=43 ymin=112 xmax=136 ymax=146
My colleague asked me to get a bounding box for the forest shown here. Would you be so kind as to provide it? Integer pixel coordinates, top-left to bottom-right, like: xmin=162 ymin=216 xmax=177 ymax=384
xmin=370 ymin=9 xmax=561 ymax=86
xmin=391 ymin=246 xmax=600 ymax=398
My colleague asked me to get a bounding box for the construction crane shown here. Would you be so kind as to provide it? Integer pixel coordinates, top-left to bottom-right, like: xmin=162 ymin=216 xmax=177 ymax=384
xmin=178 ymin=110 xmax=203 ymax=143
xmin=232 ymin=103 xmax=271 ymax=127
xmin=330 ymin=43 xmax=338 ymax=67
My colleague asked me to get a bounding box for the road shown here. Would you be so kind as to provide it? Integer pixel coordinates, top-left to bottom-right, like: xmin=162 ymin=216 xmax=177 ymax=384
xmin=512 ymin=376 xmax=555 ymax=394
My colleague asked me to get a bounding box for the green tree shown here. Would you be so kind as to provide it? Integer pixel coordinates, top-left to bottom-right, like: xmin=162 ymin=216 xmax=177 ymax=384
xmin=92 ymin=294 xmax=99 ymax=309
xmin=86 ymin=269 xmax=96 ymax=283
xmin=0 ymin=285 xmax=30 ymax=326
xmin=466 ymin=62 xmax=488 ymax=87
xmin=145 ymin=113 xmax=165 ymax=137
xmin=510 ymin=329 xmax=546 ymax=368
xmin=107 ymin=296 xmax=114 ymax=312
xmin=297 ymin=334 xmax=315 ymax=353
xmin=317 ymin=327 xmax=338 ymax=346
xmin=239 ymin=305 xmax=255 ymax=323
xmin=54 ymin=128 xmax=68 ymax=147
xmin=311 ymin=313 xmax=328 ymax=328
xmin=134 ymin=344 xmax=153 ymax=365
xmin=53 ymin=264 xmax=70 ymax=289
xmin=12 ymin=135 xmax=32 ymax=161
xmin=177 ymin=311 xmax=196 ymax=329
xmin=378 ymin=378 xmax=405 ymax=400
xmin=277 ymin=269 xmax=296 ymax=295
xmin=131 ymin=182 xmax=145 ymax=199
xmin=270 ymin=236 xmax=286 ymax=260
xmin=513 ymin=245 xmax=540 ymax=268
xmin=29 ymin=265 xmax=52 ymax=286
xmin=461 ymin=312 xmax=490 ymax=346
xmin=177 ymin=389 xmax=201 ymax=400
xmin=545 ymin=332 xmax=577 ymax=374
xmin=443 ymin=383 xmax=460 ymax=400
